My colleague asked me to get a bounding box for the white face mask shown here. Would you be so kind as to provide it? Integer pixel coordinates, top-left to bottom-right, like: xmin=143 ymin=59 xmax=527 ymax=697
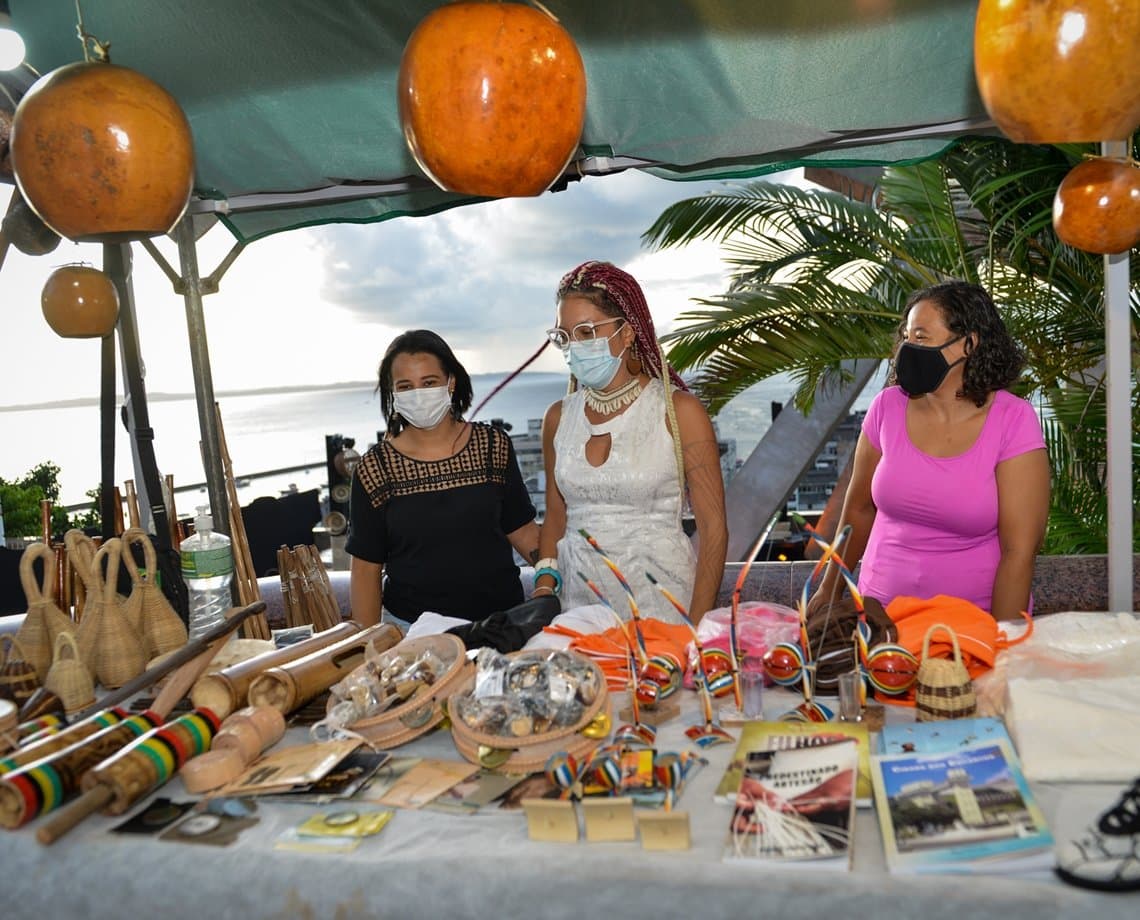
xmin=393 ymin=382 xmax=452 ymax=429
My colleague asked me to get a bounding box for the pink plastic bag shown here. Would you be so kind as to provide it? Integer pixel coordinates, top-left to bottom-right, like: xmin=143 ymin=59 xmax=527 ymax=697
xmin=684 ymin=601 xmax=801 ymax=688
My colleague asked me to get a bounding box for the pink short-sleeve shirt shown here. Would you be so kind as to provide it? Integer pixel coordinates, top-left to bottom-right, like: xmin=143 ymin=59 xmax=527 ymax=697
xmin=858 ymin=386 xmax=1045 ymax=613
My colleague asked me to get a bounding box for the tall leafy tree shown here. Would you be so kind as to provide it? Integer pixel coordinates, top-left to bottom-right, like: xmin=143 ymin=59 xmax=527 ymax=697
xmin=643 ymin=137 xmax=1139 ymax=554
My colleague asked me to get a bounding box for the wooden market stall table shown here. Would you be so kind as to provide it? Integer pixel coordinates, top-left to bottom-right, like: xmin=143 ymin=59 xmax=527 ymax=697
xmin=1 ymin=685 xmax=1134 ymax=920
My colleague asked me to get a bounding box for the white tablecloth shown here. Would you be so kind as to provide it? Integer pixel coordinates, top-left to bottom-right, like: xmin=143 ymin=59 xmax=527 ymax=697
xmin=1 ymin=687 xmax=1134 ymax=920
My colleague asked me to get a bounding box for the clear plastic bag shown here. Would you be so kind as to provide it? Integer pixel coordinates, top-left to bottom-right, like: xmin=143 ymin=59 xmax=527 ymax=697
xmin=684 ymin=601 xmax=800 ymax=688
xmin=456 ymin=649 xmax=598 ymax=738
xmin=973 ymin=611 xmax=1140 ymax=716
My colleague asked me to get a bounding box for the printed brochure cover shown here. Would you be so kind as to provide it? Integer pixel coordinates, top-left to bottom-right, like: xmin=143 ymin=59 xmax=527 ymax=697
xmin=724 ymin=738 xmax=858 ymax=868
xmin=714 ymin=720 xmax=872 ymax=806
xmin=871 ymin=739 xmax=1054 ymax=875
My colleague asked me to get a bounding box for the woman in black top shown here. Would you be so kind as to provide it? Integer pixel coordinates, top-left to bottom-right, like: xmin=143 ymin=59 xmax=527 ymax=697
xmin=347 ymin=330 xmax=541 ymax=628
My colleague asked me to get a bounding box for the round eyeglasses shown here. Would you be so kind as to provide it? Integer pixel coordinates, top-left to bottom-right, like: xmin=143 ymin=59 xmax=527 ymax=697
xmin=544 ymin=318 xmax=624 ymax=349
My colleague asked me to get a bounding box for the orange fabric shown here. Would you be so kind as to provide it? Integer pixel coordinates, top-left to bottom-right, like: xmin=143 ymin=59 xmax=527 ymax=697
xmin=877 ymin=594 xmax=1033 ymax=706
xmin=544 ymin=621 xmax=693 ymax=689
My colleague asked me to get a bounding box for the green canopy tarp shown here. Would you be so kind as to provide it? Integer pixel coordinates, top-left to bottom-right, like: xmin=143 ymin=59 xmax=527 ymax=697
xmin=9 ymin=0 xmax=991 ymax=242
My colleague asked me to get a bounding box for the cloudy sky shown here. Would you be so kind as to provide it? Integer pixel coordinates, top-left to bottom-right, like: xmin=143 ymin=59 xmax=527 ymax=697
xmin=0 ymin=168 xmax=801 ymax=409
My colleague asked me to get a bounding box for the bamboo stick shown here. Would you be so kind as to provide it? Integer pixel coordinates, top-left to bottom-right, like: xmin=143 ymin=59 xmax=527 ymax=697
xmin=294 ymin=545 xmax=324 ymax=630
xmin=53 ymin=544 xmax=69 ymax=618
xmin=211 ymin=403 xmax=269 ymax=640
xmin=164 ymin=474 xmax=182 ymax=547
xmin=289 ymin=546 xmax=318 ymax=629
xmin=298 ymin=544 xmax=340 ymax=630
xmin=123 ymin=479 xmax=141 ymax=530
xmin=111 ymin=488 xmax=125 ymax=536
xmin=308 ymin=547 xmax=345 ymax=624
xmin=278 ymin=546 xmax=307 ymax=629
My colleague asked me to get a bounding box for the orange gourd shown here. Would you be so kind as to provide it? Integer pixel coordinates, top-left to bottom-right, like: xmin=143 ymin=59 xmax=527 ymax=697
xmin=398 ymin=1 xmax=586 ymax=197
xmin=974 ymin=0 xmax=1140 ymax=143
xmin=1053 ymin=157 xmax=1140 ymax=254
xmin=11 ymin=61 xmax=194 ymax=242
xmin=41 ymin=265 xmax=120 ymax=339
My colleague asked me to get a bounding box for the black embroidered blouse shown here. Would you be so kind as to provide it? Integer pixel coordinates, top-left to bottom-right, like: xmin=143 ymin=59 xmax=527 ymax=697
xmin=346 ymin=423 xmax=535 ymax=623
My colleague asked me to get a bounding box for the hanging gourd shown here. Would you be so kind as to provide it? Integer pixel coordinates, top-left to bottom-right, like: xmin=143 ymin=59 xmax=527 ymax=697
xmin=398 ymin=0 xmax=587 ymax=197
xmin=1053 ymin=156 xmax=1140 ymax=254
xmin=9 ymin=61 xmax=194 ymax=241
xmin=974 ymin=0 xmax=1140 ymax=143
xmin=41 ymin=264 xmax=120 ymax=338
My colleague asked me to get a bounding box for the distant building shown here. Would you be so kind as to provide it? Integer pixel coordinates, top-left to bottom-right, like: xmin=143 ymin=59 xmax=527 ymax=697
xmin=786 ymin=410 xmax=865 ymax=513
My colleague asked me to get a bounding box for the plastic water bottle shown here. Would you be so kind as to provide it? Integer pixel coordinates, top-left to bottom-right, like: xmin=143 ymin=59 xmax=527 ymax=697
xmin=181 ymin=506 xmax=234 ymax=641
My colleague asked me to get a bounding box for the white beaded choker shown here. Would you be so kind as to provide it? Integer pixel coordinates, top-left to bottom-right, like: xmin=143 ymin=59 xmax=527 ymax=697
xmin=583 ymin=376 xmax=643 ymax=414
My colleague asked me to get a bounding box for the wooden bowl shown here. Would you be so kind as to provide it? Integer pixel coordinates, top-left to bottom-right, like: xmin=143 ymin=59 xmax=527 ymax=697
xmin=331 ymin=633 xmax=470 ymax=749
xmin=448 ymin=649 xmax=610 ymax=773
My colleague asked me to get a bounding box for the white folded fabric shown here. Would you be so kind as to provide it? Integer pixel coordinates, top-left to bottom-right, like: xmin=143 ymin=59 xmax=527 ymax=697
xmin=522 ymin=603 xmax=615 ymax=650
xmin=404 ymin=611 xmax=469 ymax=639
xmin=1006 ymin=675 xmax=1140 ymax=782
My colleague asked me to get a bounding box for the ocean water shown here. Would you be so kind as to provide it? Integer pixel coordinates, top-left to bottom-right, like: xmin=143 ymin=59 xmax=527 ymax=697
xmin=0 ymin=370 xmax=881 ymax=510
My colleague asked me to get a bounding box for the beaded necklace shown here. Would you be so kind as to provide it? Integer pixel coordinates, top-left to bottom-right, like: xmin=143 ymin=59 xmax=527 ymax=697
xmin=583 ymin=376 xmax=643 ymax=415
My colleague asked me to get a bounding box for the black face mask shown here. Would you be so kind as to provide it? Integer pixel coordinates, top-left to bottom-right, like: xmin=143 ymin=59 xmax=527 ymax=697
xmin=895 ymin=336 xmax=964 ymax=396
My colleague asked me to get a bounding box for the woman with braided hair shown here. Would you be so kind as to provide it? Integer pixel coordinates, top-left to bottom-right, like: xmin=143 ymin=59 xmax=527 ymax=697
xmin=534 ymin=261 xmax=727 ymax=624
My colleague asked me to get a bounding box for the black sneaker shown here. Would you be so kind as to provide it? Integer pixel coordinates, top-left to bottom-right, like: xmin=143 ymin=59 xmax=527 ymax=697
xmin=1055 ymin=778 xmax=1140 ymax=892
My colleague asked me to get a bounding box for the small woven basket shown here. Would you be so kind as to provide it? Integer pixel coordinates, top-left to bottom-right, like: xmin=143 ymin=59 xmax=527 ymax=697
xmin=915 ymin=622 xmax=977 ymax=722
xmin=448 ymin=649 xmax=610 ymax=773
xmin=0 ymin=635 xmax=41 ymax=707
xmin=333 ymin=633 xmax=471 ymax=749
xmin=14 ymin=542 xmax=76 ymax=682
xmin=43 ymin=630 xmax=96 ymax=714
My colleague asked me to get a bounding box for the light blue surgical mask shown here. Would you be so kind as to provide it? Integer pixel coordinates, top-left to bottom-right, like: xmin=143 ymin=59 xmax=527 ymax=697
xmin=565 ymin=326 xmax=626 ymax=389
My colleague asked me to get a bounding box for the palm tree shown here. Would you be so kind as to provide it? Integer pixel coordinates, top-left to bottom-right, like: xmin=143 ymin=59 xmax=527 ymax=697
xmin=642 ymin=137 xmax=1139 ymax=554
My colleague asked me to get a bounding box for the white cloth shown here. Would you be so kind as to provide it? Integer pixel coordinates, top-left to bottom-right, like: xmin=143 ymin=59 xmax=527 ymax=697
xmin=1005 ymin=675 xmax=1140 ymax=782
xmin=553 ymin=378 xmax=695 ymax=623
xmin=404 ymin=611 xmax=468 ymax=638
xmin=522 ymin=604 xmax=617 ymax=650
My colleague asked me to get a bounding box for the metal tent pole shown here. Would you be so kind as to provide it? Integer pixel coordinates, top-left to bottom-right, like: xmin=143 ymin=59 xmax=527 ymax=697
xmin=98 ymin=331 xmax=116 ymax=539
xmin=173 ymin=215 xmax=230 ymax=540
xmin=1101 ymin=140 xmax=1134 ymax=613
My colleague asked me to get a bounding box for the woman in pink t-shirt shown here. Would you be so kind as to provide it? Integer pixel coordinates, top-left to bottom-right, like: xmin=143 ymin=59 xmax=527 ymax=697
xmin=815 ymin=281 xmax=1049 ymax=622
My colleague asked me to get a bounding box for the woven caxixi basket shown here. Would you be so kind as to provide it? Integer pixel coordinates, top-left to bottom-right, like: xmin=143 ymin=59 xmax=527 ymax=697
xmin=915 ymin=622 xmax=977 ymax=722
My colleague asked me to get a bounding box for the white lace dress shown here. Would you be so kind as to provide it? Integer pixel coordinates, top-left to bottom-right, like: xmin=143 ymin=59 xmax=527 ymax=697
xmin=553 ymin=377 xmax=696 ymax=623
